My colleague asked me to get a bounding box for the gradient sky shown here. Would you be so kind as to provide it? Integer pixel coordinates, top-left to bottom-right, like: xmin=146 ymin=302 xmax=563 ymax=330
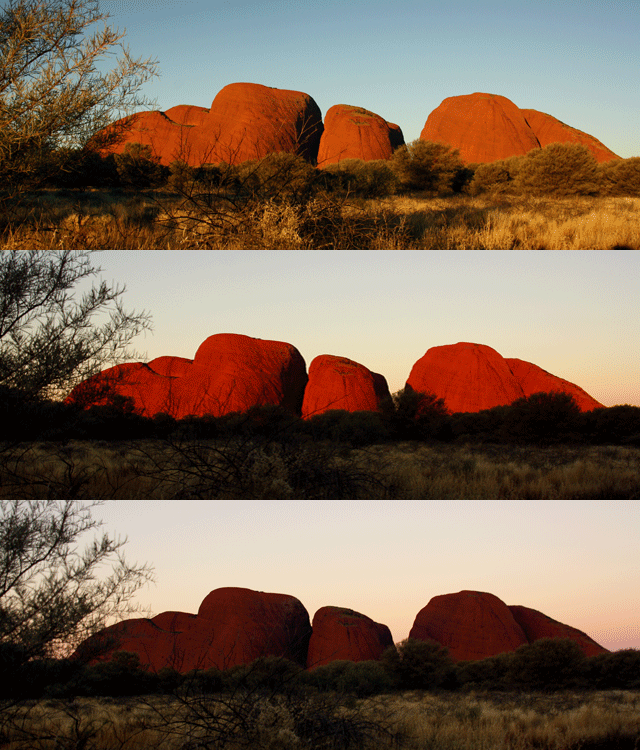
xmin=90 ymin=250 xmax=640 ymax=407
xmin=99 ymin=0 xmax=640 ymax=158
xmin=86 ymin=500 xmax=640 ymax=653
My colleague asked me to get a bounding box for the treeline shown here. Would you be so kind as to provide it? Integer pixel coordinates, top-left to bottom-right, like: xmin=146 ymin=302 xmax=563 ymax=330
xmin=2 ymin=385 xmax=639 ymax=447
xmin=20 ymin=140 xmax=640 ymax=198
xmin=1 ymin=638 xmax=638 ymax=700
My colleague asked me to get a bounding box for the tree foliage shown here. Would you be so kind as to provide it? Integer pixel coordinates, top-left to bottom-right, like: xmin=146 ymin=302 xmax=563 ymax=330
xmin=390 ymin=140 xmax=464 ymax=193
xmin=0 ymin=500 xmax=154 ymax=669
xmin=516 ymin=143 xmax=600 ymax=196
xmin=0 ymin=0 xmax=158 ymax=193
xmin=0 ymin=250 xmax=152 ymax=399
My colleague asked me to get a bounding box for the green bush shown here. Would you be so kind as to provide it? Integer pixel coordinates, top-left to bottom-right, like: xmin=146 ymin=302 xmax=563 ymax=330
xmin=322 ymin=158 xmax=398 ymax=197
xmin=599 ymin=157 xmax=640 ymax=196
xmin=584 ymin=649 xmax=640 ymax=689
xmin=468 ymin=158 xmax=520 ymax=195
xmin=115 ymin=142 xmax=167 ymax=188
xmin=389 ymin=140 xmax=464 ymax=193
xmin=501 ymin=391 xmax=582 ymax=445
xmin=381 ymin=387 xmax=451 ymax=441
xmin=382 ymin=638 xmax=456 ymax=690
xmin=305 ymin=659 xmax=397 ymax=696
xmin=456 ymin=652 xmax=514 ymax=690
xmin=516 ymin=143 xmax=600 ymax=196
xmin=509 ymin=638 xmax=587 ymax=690
xmin=235 ymin=152 xmax=318 ymax=199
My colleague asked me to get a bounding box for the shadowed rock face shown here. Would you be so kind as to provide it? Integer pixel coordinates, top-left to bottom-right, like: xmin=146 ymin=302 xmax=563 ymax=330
xmin=65 ymin=333 xmax=308 ymax=419
xmin=409 ymin=590 xmax=529 ymax=662
xmin=505 ymin=358 xmax=603 ymax=412
xmin=508 ymin=605 xmax=608 ymax=657
xmin=406 ymin=342 xmax=525 ymax=414
xmin=74 ymin=587 xmax=312 ymax=673
xmin=420 ymin=93 xmax=540 ymax=163
xmin=307 ymin=606 xmax=394 ymax=669
xmin=521 ymin=109 xmax=620 ymax=163
xmin=317 ymin=104 xmax=405 ymax=167
xmin=301 ymin=354 xmax=391 ymax=419
xmin=99 ymin=82 xmax=323 ymax=166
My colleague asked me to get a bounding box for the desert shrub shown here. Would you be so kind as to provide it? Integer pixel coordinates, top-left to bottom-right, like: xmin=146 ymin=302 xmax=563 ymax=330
xmin=70 ymin=651 xmax=159 ymax=696
xmin=168 ymin=159 xmax=198 ymax=191
xmin=390 ymin=139 xmax=464 ymax=193
xmin=456 ymin=652 xmax=514 ymax=690
xmin=381 ymin=387 xmax=451 ymax=441
xmin=582 ymin=405 xmax=640 ymax=445
xmin=449 ymin=404 xmax=511 ymax=441
xmin=382 ymin=638 xmax=456 ymax=690
xmin=599 ymin=157 xmax=640 ymax=196
xmin=501 ymin=391 xmax=582 ymax=444
xmin=223 ymin=656 xmax=304 ymax=693
xmin=469 ymin=159 xmax=515 ymax=195
xmin=180 ymin=667 xmax=224 ymax=694
xmin=322 ymin=159 xmax=398 ymax=197
xmin=234 ymin=152 xmax=318 ymax=200
xmin=509 ymin=638 xmax=587 ymax=690
xmin=584 ymin=649 xmax=640 ymax=689
xmin=516 ymin=143 xmax=601 ymax=196
xmin=115 ymin=142 xmax=167 ymax=188
xmin=305 ymin=659 xmax=397 ymax=697
xmin=304 ymin=409 xmax=391 ymax=446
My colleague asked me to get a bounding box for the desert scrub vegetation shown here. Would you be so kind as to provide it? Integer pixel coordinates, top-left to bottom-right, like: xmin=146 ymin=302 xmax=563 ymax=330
xmin=1 ymin=140 xmax=639 ymax=248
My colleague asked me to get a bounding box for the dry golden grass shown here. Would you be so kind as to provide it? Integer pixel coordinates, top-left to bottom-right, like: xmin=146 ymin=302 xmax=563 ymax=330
xmin=2 ymin=690 xmax=639 ymax=750
xmin=1 ymin=440 xmax=638 ymax=499
xmin=1 ymin=189 xmax=638 ymax=248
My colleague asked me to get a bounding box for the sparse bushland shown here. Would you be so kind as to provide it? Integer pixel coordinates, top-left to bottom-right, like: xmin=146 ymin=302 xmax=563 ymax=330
xmin=3 ymin=139 xmax=638 ymax=248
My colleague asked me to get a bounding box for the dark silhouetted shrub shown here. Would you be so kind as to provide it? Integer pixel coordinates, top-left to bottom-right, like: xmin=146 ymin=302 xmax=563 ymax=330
xmin=501 ymin=391 xmax=582 ymax=444
xmin=115 ymin=142 xmax=167 ymax=188
xmin=390 ymin=140 xmax=464 ymax=193
xmin=304 ymin=409 xmax=391 ymax=446
xmin=509 ymin=638 xmax=587 ymax=690
xmin=381 ymin=387 xmax=451 ymax=441
xmin=583 ymin=405 xmax=640 ymax=445
xmin=382 ymin=638 xmax=456 ymax=689
xmin=516 ymin=143 xmax=600 ymax=196
xmin=322 ymin=159 xmax=398 ymax=197
xmin=584 ymin=649 xmax=640 ymax=689
xmin=305 ymin=659 xmax=397 ymax=696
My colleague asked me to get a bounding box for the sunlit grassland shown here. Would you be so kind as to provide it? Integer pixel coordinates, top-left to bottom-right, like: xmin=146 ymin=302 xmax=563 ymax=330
xmin=2 ymin=690 xmax=639 ymax=750
xmin=1 ymin=189 xmax=638 ymax=248
xmin=1 ymin=440 xmax=638 ymax=499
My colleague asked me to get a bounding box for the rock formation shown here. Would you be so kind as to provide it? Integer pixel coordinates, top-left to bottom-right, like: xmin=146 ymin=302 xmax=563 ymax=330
xmin=406 ymin=342 xmax=602 ymax=414
xmin=406 ymin=342 xmax=525 ymax=414
xmin=306 ymin=606 xmax=394 ymax=669
xmin=316 ymin=104 xmax=405 ymax=167
xmin=508 ymin=605 xmax=608 ymax=657
xmin=521 ymin=109 xmax=619 ymax=163
xmin=66 ymin=333 xmax=308 ymax=419
xmin=301 ymin=354 xmax=391 ymax=419
xmin=420 ymin=93 xmax=540 ymax=163
xmin=74 ymin=587 xmax=312 ymax=672
xmin=505 ymin=358 xmax=603 ymax=412
xmin=420 ymin=92 xmax=619 ymax=164
xmin=409 ymin=590 xmax=530 ymax=661
xmin=99 ymin=82 xmax=323 ymax=167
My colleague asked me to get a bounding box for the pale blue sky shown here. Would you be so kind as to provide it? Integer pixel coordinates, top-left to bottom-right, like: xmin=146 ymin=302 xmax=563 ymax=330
xmin=100 ymin=0 xmax=639 ymax=158
xmin=87 ymin=500 xmax=640 ymax=652
xmin=92 ymin=250 xmax=640 ymax=407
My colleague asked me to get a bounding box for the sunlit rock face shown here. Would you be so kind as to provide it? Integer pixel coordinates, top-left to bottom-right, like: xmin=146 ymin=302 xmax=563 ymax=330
xmin=406 ymin=342 xmax=525 ymax=414
xmin=405 ymin=342 xmax=602 ymax=414
xmin=97 ymin=82 xmax=324 ymax=166
xmin=420 ymin=93 xmax=540 ymax=163
xmin=520 ymin=109 xmax=620 ymax=163
xmin=306 ymin=606 xmax=394 ymax=669
xmin=316 ymin=104 xmax=405 ymax=167
xmin=505 ymin=358 xmax=603 ymax=412
xmin=65 ymin=333 xmax=308 ymax=419
xmin=301 ymin=354 xmax=391 ymax=419
xmin=73 ymin=587 xmax=312 ymax=673
xmin=419 ymin=92 xmax=619 ymax=164
xmin=508 ymin=605 xmax=609 ymax=657
xmin=409 ymin=590 xmax=529 ymax=661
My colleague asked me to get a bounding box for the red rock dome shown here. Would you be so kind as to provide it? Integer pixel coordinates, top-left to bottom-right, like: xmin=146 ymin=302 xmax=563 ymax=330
xmin=509 ymin=605 xmax=608 ymax=657
xmin=307 ymin=606 xmax=394 ymax=669
xmin=521 ymin=109 xmax=619 ymax=163
xmin=506 ymin=358 xmax=603 ymax=412
xmin=406 ymin=342 xmax=525 ymax=414
xmin=420 ymin=93 xmax=540 ymax=163
xmin=409 ymin=591 xmax=529 ymax=661
xmin=301 ymin=354 xmax=390 ymax=418
xmin=66 ymin=333 xmax=308 ymax=419
xmin=317 ymin=104 xmax=405 ymax=167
